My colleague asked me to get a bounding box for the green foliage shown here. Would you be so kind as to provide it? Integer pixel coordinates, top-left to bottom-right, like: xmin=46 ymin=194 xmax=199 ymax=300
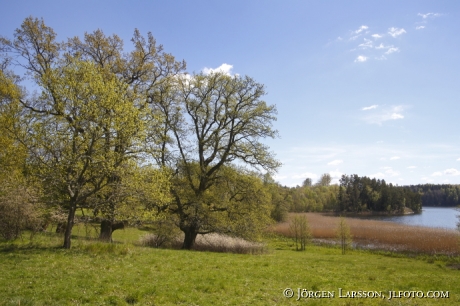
xmin=316 ymin=173 xmax=332 ymax=186
xmin=407 ymin=184 xmax=460 ymax=207
xmin=0 ymin=66 xmax=45 ymax=240
xmin=264 ymin=174 xmax=290 ymax=222
xmin=289 ymin=185 xmax=339 ymax=212
xmin=302 ymin=177 xmax=312 ymax=187
xmin=1 ymin=17 xmax=183 ymax=248
xmin=1 ymin=17 xmax=280 ymax=250
xmin=0 ymin=174 xmax=43 ymax=240
xmin=152 ymin=71 xmax=280 ymax=249
xmin=337 ymin=174 xmax=421 ymax=213
xmin=171 ymin=164 xmax=274 ymax=245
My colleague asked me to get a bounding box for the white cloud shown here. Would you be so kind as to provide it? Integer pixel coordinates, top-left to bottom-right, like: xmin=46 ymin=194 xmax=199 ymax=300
xmin=370 ymin=172 xmax=385 ymax=179
xmin=371 ymin=34 xmax=382 ymax=39
xmin=354 ymin=25 xmax=369 ymax=34
xmin=202 ymin=63 xmax=234 ymax=75
xmin=292 ymin=172 xmax=318 ymax=179
xmin=358 ymin=38 xmax=373 ymax=49
xmin=362 ymin=105 xmax=378 ymax=111
xmin=327 ymin=159 xmax=343 ymax=166
xmin=418 ymin=13 xmax=441 ymax=19
xmin=407 ymin=166 xmax=417 ymax=169
xmin=375 ymin=44 xmax=398 ymax=54
xmin=456 ymin=158 xmax=460 ymax=161
xmin=390 ymin=113 xmax=404 ymax=120
xmin=349 ymin=35 xmax=361 ymax=41
xmin=362 ymin=105 xmax=407 ymax=125
xmin=273 ymin=175 xmax=287 ymax=181
xmin=421 ymin=177 xmax=434 ymax=183
xmin=388 ymin=27 xmax=406 ymax=38
xmin=444 ymin=168 xmax=460 ymax=176
xmin=385 ymin=47 xmax=399 ymax=55
xmin=390 ymin=156 xmax=400 ymax=160
xmin=386 ymin=169 xmax=400 ymax=177
xmin=354 ymin=55 xmax=368 ymax=63
xmin=432 ymin=171 xmax=443 ymax=177
xmin=416 ymin=26 xmax=425 ymax=30
xmin=329 ymin=170 xmax=343 ymax=179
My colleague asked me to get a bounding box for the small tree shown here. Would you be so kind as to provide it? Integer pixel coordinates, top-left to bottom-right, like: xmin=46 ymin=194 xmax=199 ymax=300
xmin=0 ymin=175 xmax=43 ymax=240
xmin=316 ymin=173 xmax=332 ymax=187
xmin=336 ymin=216 xmax=352 ymax=254
xmin=289 ymin=215 xmax=311 ymax=251
xmin=302 ymin=178 xmax=312 ymax=187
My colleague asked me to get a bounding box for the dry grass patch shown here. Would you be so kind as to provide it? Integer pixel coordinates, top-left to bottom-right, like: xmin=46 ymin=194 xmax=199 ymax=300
xmin=270 ymin=213 xmax=460 ymax=255
xmin=140 ymin=232 xmax=266 ymax=254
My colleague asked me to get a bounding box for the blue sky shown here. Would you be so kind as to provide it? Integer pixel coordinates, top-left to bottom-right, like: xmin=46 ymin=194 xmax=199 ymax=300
xmin=2 ymin=0 xmax=460 ymax=186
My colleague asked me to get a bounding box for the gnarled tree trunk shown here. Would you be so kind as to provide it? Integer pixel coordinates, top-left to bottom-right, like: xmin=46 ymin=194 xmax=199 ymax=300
xmin=99 ymin=220 xmax=125 ymax=242
xmin=181 ymin=226 xmax=198 ymax=250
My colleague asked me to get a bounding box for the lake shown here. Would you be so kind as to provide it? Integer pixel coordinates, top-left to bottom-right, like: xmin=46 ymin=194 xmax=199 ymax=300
xmin=353 ymin=207 xmax=460 ymax=229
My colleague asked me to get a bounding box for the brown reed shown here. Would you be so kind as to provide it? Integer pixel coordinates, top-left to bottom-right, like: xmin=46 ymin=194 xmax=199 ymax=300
xmin=269 ymin=213 xmax=460 ymax=255
xmin=140 ymin=232 xmax=266 ymax=254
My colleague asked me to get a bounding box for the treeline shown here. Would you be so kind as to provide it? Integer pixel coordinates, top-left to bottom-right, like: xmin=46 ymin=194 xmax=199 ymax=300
xmin=406 ymin=184 xmax=460 ymax=207
xmin=276 ymin=174 xmax=422 ymax=215
xmin=337 ymin=175 xmax=421 ymax=213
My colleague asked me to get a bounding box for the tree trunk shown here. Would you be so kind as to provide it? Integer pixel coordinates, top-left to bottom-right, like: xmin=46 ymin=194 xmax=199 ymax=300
xmin=99 ymin=220 xmax=125 ymax=242
xmin=181 ymin=227 xmax=198 ymax=250
xmin=63 ymin=205 xmax=76 ymax=249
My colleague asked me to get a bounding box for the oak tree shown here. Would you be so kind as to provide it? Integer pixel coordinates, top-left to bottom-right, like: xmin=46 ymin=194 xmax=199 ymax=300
xmin=152 ymin=71 xmax=280 ymax=249
xmin=1 ymin=17 xmax=181 ymax=246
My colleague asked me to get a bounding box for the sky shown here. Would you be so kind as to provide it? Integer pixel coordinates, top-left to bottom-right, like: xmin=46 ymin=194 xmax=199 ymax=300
xmin=1 ymin=0 xmax=460 ymax=187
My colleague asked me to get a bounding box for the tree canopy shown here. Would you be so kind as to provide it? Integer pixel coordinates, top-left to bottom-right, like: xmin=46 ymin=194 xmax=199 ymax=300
xmin=0 ymin=17 xmax=280 ymax=249
xmin=152 ymin=71 xmax=280 ymax=249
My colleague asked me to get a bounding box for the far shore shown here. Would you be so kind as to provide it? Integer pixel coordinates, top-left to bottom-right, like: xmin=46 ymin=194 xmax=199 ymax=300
xmin=321 ymin=206 xmax=416 ymax=217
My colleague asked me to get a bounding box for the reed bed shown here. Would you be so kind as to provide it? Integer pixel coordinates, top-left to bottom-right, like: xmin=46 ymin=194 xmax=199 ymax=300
xmin=270 ymin=213 xmax=460 ymax=255
xmin=140 ymin=232 xmax=266 ymax=254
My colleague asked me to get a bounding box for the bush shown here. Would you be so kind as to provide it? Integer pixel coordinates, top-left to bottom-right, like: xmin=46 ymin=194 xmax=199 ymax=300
xmin=289 ymin=215 xmax=311 ymax=251
xmin=0 ymin=179 xmax=43 ymax=240
xmin=336 ymin=216 xmax=352 ymax=255
xmin=139 ymin=217 xmax=180 ymax=248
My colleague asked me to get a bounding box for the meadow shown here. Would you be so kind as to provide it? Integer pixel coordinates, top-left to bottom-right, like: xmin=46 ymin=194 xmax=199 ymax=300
xmin=0 ymin=216 xmax=459 ymax=305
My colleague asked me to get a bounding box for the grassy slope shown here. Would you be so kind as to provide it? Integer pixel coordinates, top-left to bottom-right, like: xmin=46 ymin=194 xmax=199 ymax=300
xmin=0 ymin=229 xmax=459 ymax=305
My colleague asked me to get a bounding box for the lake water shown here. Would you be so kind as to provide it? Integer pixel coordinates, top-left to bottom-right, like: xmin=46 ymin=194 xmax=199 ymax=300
xmin=353 ymin=207 xmax=460 ymax=229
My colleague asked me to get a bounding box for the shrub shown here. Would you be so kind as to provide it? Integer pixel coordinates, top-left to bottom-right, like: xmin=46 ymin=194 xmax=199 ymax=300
xmin=336 ymin=216 xmax=352 ymax=255
xmin=139 ymin=217 xmax=180 ymax=248
xmin=289 ymin=215 xmax=311 ymax=251
xmin=0 ymin=178 xmax=43 ymax=240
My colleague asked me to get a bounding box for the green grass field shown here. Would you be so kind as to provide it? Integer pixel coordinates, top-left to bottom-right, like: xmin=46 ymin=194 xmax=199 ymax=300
xmin=1 ymin=226 xmax=459 ymax=305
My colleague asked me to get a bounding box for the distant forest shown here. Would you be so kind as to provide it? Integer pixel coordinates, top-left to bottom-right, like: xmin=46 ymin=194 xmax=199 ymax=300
xmin=280 ymin=174 xmax=460 ymax=218
xmin=406 ymin=184 xmax=460 ymax=207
